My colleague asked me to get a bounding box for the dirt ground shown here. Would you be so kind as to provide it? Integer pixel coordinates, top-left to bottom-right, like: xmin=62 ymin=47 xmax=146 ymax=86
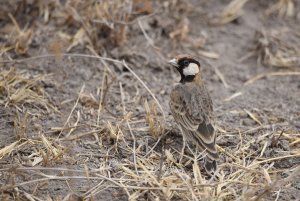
xmin=0 ymin=0 xmax=300 ymax=200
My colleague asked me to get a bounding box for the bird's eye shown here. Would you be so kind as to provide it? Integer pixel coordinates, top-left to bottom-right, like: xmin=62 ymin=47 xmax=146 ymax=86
xmin=183 ymin=60 xmax=189 ymax=66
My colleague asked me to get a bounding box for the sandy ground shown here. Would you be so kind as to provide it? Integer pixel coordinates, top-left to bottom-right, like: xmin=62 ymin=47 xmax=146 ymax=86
xmin=0 ymin=0 xmax=299 ymax=200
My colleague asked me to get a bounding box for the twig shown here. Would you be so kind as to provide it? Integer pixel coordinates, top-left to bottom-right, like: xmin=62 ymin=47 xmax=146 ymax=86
xmin=0 ymin=53 xmax=123 ymax=64
xmin=97 ymin=68 xmax=108 ymax=126
xmin=245 ymin=71 xmax=300 ymax=85
xmin=271 ymin=129 xmax=284 ymax=147
xmin=213 ymin=66 xmax=230 ymax=88
xmin=224 ymin=92 xmax=242 ymax=102
xmin=92 ymin=11 xmax=157 ymax=26
xmin=119 ymin=82 xmax=139 ymax=176
xmin=157 ymin=136 xmax=166 ymax=181
xmin=244 ymin=109 xmax=263 ymax=126
xmin=248 ymin=153 xmax=300 ymax=168
xmin=0 ymin=166 xmax=105 ymax=173
xmin=64 ymin=110 xmax=81 ymax=138
xmin=122 ymin=61 xmax=166 ymax=129
xmin=61 ymin=129 xmax=104 ymax=141
xmin=56 ymin=84 xmax=85 ymax=140
xmin=138 ymin=19 xmax=159 ymax=50
xmin=1 ymin=53 xmax=166 ymax=130
xmin=144 ymin=136 xmax=162 ymax=158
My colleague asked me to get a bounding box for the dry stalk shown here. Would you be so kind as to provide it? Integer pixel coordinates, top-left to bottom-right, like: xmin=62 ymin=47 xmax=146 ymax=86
xmin=0 ymin=67 xmax=58 ymax=112
xmin=97 ymin=68 xmax=108 ymax=125
xmin=209 ymin=0 xmax=249 ymax=26
xmin=244 ymin=71 xmax=300 ymax=85
xmin=119 ymin=82 xmax=139 ymax=176
xmin=254 ymin=30 xmax=300 ymax=68
xmin=144 ymin=100 xmax=164 ymax=139
xmin=56 ymin=84 xmax=85 ymax=139
xmin=138 ymin=19 xmax=159 ymax=50
xmin=122 ymin=61 xmax=166 ymax=132
xmin=1 ymin=54 xmax=166 ymax=130
xmin=265 ymin=0 xmax=296 ymax=17
xmin=14 ymin=111 xmax=29 ymax=139
xmin=8 ymin=13 xmax=33 ymax=55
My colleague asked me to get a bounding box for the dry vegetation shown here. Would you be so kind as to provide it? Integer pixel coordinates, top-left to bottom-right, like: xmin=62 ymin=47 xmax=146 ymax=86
xmin=0 ymin=0 xmax=300 ymax=200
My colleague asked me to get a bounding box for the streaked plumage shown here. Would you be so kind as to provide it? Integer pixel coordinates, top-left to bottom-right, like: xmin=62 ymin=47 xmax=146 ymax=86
xmin=168 ymin=54 xmax=219 ymax=173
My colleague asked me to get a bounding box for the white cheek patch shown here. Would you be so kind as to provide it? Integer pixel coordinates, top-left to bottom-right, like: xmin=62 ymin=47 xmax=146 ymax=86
xmin=183 ymin=63 xmax=199 ymax=76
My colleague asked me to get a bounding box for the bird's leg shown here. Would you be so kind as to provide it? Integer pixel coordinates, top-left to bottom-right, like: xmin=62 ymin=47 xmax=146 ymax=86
xmin=195 ymin=149 xmax=199 ymax=160
xmin=179 ymin=136 xmax=186 ymax=163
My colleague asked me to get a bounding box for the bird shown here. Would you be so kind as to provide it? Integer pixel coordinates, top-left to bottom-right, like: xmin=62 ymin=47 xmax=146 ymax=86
xmin=168 ymin=54 xmax=219 ymax=174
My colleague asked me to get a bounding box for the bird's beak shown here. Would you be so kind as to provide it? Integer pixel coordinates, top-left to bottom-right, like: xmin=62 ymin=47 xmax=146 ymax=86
xmin=168 ymin=58 xmax=179 ymax=67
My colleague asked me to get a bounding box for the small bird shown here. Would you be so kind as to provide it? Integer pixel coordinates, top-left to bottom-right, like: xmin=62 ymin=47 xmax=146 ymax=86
xmin=168 ymin=54 xmax=219 ymax=173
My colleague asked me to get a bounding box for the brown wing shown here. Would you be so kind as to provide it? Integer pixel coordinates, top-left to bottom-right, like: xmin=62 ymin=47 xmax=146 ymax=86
xmin=169 ymin=84 xmax=218 ymax=160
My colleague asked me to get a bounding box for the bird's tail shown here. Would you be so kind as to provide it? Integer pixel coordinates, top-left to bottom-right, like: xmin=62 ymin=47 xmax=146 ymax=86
xmin=204 ymin=156 xmax=217 ymax=174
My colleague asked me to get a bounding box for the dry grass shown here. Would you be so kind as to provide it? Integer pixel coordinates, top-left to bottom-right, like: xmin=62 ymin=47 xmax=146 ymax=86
xmin=1 ymin=53 xmax=299 ymax=200
xmin=0 ymin=67 xmax=56 ymax=111
xmin=0 ymin=0 xmax=299 ymax=200
xmin=209 ymin=0 xmax=249 ymax=26
xmin=265 ymin=0 xmax=296 ymax=17
xmin=254 ymin=29 xmax=300 ymax=68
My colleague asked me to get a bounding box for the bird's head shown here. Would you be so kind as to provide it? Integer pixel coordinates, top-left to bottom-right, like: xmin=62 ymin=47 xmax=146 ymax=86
xmin=168 ymin=54 xmax=201 ymax=83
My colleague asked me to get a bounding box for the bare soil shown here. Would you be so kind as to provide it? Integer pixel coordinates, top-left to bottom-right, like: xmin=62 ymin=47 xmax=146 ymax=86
xmin=0 ymin=0 xmax=299 ymax=200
